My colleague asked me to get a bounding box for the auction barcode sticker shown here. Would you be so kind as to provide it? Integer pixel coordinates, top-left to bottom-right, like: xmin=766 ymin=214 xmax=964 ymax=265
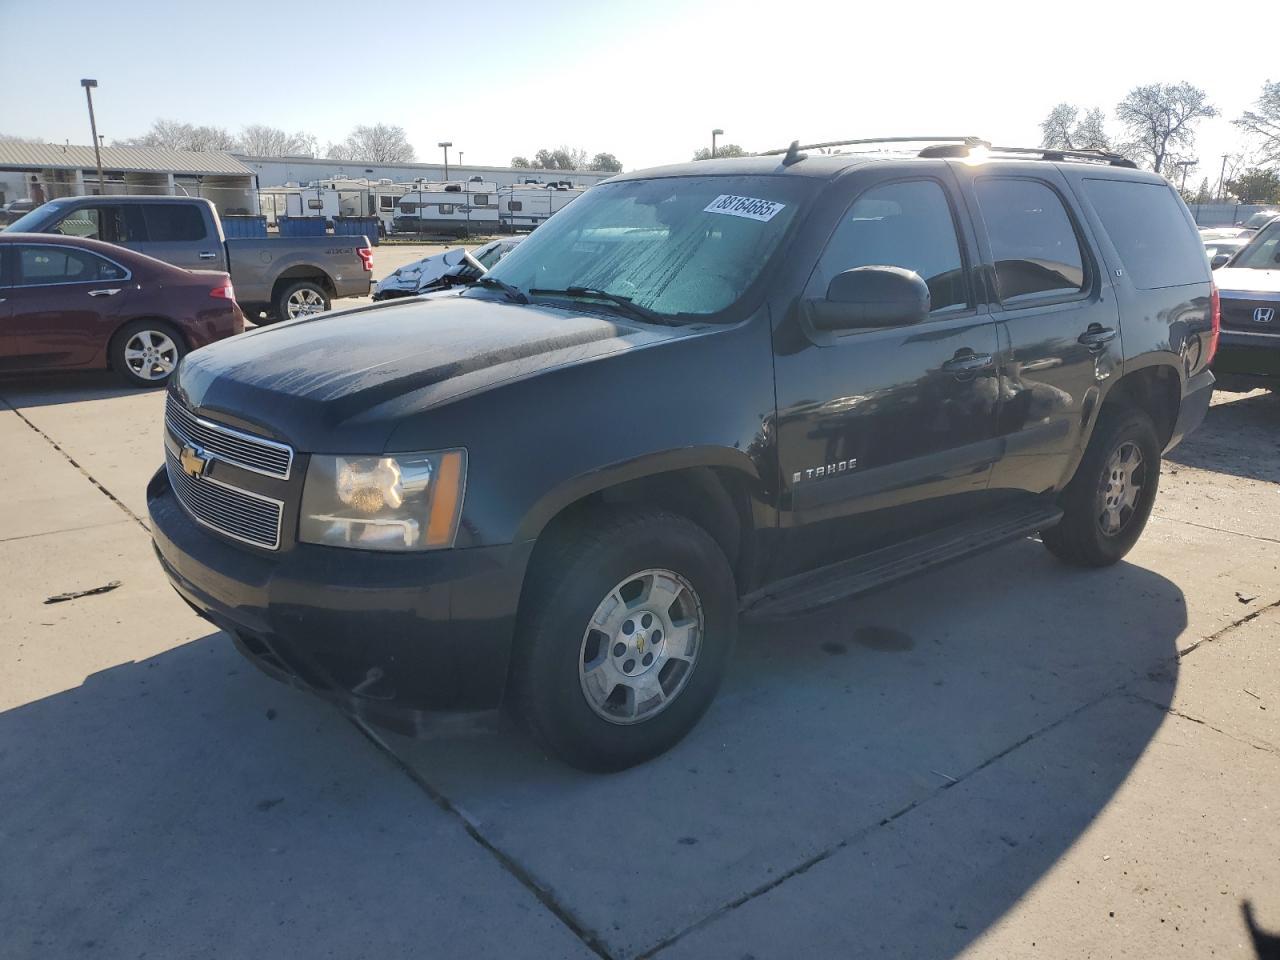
xmin=703 ymin=194 xmax=786 ymax=222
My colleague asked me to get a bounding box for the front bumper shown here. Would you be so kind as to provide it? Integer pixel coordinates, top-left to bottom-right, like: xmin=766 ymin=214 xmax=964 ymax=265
xmin=147 ymin=467 xmax=533 ymax=729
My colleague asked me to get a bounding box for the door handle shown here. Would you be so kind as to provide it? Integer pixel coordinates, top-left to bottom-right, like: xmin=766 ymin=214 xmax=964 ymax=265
xmin=88 ymin=288 xmax=122 ymax=297
xmin=1078 ymin=325 xmax=1117 ymax=350
xmin=198 ymin=251 xmax=218 ymax=260
xmin=942 ymin=352 xmax=994 ymax=376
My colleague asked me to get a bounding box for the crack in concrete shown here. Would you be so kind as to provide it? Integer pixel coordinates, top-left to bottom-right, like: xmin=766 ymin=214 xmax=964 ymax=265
xmin=1128 ymin=694 xmax=1280 ymax=757
xmin=2 ymin=401 xmax=149 ymax=532
xmin=349 ymin=718 xmax=616 ymax=960
xmin=1152 ymin=512 xmax=1280 ymax=547
xmin=0 ymin=518 xmax=134 ymax=544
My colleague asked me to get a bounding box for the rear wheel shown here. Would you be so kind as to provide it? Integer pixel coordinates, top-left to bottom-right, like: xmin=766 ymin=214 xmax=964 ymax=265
xmin=1041 ymin=405 xmax=1161 ymax=567
xmin=111 ymin=321 xmax=185 ymax=387
xmin=513 ymin=508 xmax=737 ymax=772
xmin=272 ymin=280 xmax=330 ymax=322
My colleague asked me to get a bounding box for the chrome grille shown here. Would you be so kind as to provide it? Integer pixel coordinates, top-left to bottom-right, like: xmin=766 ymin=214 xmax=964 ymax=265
xmin=165 ymin=447 xmax=283 ymax=550
xmin=165 ymin=395 xmax=293 ymax=480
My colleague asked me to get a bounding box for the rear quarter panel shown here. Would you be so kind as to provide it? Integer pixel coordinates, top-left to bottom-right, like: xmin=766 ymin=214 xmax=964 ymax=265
xmin=225 ymin=237 xmax=372 ymax=303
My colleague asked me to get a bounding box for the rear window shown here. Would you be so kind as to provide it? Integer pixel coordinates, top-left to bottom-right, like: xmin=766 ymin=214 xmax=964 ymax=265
xmin=1083 ymin=179 xmax=1208 ymax=289
xmin=142 ymin=204 xmax=206 ymax=242
xmin=975 ymin=178 xmax=1086 ymax=304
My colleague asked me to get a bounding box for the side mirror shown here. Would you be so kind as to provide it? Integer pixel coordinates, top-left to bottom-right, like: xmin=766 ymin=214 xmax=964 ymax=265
xmin=808 ymin=266 xmax=930 ymax=331
xmin=1211 ymin=253 xmax=1230 ymax=270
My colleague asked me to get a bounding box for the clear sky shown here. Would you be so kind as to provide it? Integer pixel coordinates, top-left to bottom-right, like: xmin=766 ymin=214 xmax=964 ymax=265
xmin=1 ymin=0 xmax=1272 ymax=188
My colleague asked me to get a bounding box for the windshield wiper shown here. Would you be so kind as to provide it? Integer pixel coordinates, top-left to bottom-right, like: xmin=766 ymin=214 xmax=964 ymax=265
xmin=473 ymin=275 xmax=528 ymax=304
xmin=529 ymin=286 xmax=678 ymax=325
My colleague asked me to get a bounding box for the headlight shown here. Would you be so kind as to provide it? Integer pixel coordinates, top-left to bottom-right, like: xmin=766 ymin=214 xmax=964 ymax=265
xmin=299 ymin=450 xmax=466 ymax=551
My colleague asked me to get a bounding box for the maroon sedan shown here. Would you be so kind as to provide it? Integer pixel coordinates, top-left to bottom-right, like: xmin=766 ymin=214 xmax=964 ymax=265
xmin=0 ymin=233 xmax=244 ymax=387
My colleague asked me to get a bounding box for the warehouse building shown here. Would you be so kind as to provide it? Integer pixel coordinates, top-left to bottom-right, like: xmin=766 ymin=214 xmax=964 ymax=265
xmin=0 ymin=142 xmax=257 ymax=213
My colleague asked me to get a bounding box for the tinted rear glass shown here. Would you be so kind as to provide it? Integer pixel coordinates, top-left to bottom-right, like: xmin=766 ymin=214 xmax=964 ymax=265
xmin=1083 ymin=179 xmax=1208 ymax=289
xmin=143 ymin=204 xmax=206 ymax=242
xmin=976 ymin=178 xmax=1086 ymax=304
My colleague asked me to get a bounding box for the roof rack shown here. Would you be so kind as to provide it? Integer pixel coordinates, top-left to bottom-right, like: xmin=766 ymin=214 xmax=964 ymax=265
xmin=763 ymin=136 xmax=1138 ymax=169
xmin=982 ymin=145 xmax=1137 ymax=168
xmin=763 ymin=136 xmax=988 ymax=157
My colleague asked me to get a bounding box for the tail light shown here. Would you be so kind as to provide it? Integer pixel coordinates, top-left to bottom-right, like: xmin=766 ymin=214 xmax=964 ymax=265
xmin=357 ymin=246 xmax=374 ymax=272
xmin=1207 ymin=283 xmax=1220 ymax=364
xmin=210 ymin=277 xmax=236 ymax=301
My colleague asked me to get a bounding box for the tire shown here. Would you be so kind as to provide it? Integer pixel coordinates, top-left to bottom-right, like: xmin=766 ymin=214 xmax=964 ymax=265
xmin=1040 ymin=405 xmax=1161 ymax=567
xmin=272 ymin=280 xmax=330 ymax=322
xmin=110 ymin=320 xmax=186 ymax=387
xmin=512 ymin=508 xmax=738 ymax=772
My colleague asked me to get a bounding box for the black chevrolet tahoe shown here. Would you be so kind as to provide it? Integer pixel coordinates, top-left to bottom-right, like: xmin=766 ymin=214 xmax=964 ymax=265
xmin=149 ymin=138 xmax=1217 ymax=771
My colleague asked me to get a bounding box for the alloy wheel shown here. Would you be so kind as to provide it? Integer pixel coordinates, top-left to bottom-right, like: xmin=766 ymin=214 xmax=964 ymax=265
xmin=286 ymin=288 xmax=327 ymax=318
xmin=1097 ymin=440 xmax=1145 ymax=536
xmin=578 ymin=568 xmax=704 ymax=724
xmin=123 ymin=330 xmax=179 ymax=381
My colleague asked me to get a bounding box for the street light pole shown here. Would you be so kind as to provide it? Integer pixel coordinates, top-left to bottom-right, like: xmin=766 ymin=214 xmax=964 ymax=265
xmin=81 ymin=79 xmax=106 ymax=196
xmin=458 ymin=151 xmax=464 ymax=168
xmin=711 ymin=128 xmax=723 ymax=159
xmin=438 ymin=141 xmax=452 ymax=181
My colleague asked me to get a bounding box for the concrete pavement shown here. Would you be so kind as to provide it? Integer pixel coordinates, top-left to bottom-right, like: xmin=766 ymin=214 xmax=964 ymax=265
xmin=1 ymin=370 xmax=1277 ymax=959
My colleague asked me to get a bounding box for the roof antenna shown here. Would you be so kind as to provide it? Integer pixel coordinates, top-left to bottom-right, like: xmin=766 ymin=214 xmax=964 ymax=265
xmin=781 ymin=139 xmax=807 ymax=166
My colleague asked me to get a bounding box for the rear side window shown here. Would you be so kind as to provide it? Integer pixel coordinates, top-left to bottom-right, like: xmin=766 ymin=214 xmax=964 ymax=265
xmin=976 ymin=178 xmax=1086 ymax=304
xmin=142 ymin=204 xmax=206 ymax=242
xmin=17 ymin=246 xmax=127 ymax=285
xmin=1083 ymin=179 xmax=1208 ymax=289
xmin=52 ymin=204 xmax=144 ymax=243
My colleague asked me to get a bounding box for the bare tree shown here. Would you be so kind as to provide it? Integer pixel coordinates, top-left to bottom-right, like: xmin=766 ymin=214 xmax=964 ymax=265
xmin=327 ymin=124 xmax=415 ymax=163
xmin=116 ymin=119 xmax=239 ymax=152
xmin=238 ymin=124 xmax=317 ymax=158
xmin=510 ymin=156 xmax=532 ymax=168
xmin=1041 ymin=104 xmax=1113 ymax=151
xmin=1235 ymin=80 xmax=1280 ymax=166
xmin=1115 ymin=82 xmax=1217 ymax=174
xmin=1041 ymin=103 xmax=1079 ymax=149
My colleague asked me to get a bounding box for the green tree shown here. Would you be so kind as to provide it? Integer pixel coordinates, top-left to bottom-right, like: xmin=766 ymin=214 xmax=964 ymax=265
xmin=692 ymin=143 xmax=748 ymax=160
xmin=1226 ymin=167 xmax=1280 ymax=203
xmin=589 ymin=152 xmax=622 ymax=172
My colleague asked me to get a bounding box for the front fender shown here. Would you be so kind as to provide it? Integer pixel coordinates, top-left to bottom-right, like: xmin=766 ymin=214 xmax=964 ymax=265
xmin=514 ymin=445 xmax=762 ymax=542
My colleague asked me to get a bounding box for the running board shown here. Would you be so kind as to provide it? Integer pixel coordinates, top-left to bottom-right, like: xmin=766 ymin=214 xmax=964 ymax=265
xmin=741 ymin=504 xmax=1063 ymax=621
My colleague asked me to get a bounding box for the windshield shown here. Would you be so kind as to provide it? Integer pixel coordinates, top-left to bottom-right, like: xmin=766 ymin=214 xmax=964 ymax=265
xmin=1243 ymin=211 xmax=1279 ymax=231
xmin=3 ymin=198 xmax=66 ymax=233
xmin=1230 ymin=221 xmax=1280 ymax=270
xmin=477 ymin=175 xmax=813 ymax=318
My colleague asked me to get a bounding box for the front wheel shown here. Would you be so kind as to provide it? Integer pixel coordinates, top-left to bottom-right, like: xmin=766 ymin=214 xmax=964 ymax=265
xmin=512 ymin=508 xmax=738 ymax=772
xmin=1041 ymin=405 xmax=1161 ymax=567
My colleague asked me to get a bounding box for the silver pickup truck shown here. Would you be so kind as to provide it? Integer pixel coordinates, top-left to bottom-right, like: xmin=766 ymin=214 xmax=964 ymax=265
xmin=5 ymin=196 xmax=372 ymax=321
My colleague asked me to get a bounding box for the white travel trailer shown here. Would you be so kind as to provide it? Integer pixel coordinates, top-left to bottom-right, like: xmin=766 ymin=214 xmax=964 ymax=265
xmin=498 ymin=182 xmax=585 ymax=231
xmin=392 ymin=177 xmax=500 ymax=236
xmin=286 ymin=186 xmax=340 ymax=219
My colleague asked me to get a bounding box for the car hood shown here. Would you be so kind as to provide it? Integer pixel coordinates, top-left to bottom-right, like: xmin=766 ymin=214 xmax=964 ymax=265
xmin=1215 ymin=267 xmax=1280 ymax=295
xmin=173 ymin=293 xmax=677 ymax=453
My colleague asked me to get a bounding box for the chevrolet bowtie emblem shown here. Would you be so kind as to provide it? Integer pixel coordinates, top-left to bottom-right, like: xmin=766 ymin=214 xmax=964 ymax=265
xmin=636 ymin=634 xmax=646 ymax=654
xmin=179 ymin=444 xmax=210 ymax=478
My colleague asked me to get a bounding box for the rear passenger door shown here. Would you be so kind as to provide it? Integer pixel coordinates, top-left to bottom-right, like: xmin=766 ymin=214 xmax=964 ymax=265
xmin=772 ymin=173 xmax=1002 ymax=576
xmin=956 ymin=166 xmax=1121 ymax=500
xmin=135 ymin=203 xmax=218 ymax=271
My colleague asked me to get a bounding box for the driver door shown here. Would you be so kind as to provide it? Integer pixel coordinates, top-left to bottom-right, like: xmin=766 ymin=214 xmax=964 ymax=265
xmin=770 ymin=172 xmax=1003 ymax=579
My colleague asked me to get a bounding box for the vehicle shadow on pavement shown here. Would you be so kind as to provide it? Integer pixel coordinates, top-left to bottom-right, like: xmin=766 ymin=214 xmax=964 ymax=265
xmin=1165 ymin=388 xmax=1280 ymax=484
xmin=379 ymin=540 xmax=1189 ymax=959
xmin=0 ymin=632 xmax=597 ymax=960
xmin=0 ymin=371 xmax=160 ymax=410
